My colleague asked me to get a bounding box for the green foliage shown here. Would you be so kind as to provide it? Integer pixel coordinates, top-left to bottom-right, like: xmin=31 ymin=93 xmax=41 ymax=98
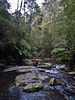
xmin=15 ymin=39 xmax=32 ymax=58
xmin=51 ymin=48 xmax=66 ymax=54
xmin=51 ymin=41 xmax=73 ymax=61
xmin=50 ymin=0 xmax=75 ymax=62
xmin=0 ymin=0 xmax=75 ymax=64
xmin=7 ymin=56 xmax=15 ymax=64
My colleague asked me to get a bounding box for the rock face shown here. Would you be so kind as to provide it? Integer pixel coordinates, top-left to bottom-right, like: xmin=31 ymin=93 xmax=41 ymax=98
xmin=24 ymin=83 xmax=43 ymax=92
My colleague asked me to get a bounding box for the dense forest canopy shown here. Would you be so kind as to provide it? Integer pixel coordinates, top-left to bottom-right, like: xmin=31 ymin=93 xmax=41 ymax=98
xmin=0 ymin=0 xmax=75 ymax=68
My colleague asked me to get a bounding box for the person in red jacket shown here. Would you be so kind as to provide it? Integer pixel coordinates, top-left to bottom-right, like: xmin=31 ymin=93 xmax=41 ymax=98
xmin=33 ymin=58 xmax=40 ymax=67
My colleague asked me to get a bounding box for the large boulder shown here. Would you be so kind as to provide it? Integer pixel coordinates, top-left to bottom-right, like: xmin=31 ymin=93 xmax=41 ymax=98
xmin=15 ymin=73 xmax=39 ymax=86
xmin=15 ymin=72 xmax=50 ymax=86
xmin=15 ymin=71 xmax=50 ymax=87
xmin=23 ymin=83 xmax=43 ymax=92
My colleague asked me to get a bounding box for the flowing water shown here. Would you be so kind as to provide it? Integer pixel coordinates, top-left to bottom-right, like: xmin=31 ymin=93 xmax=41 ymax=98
xmin=0 ymin=63 xmax=75 ymax=100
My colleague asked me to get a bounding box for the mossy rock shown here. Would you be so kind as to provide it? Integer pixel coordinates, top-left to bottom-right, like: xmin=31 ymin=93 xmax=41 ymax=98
xmin=23 ymin=83 xmax=43 ymax=92
xmin=49 ymin=78 xmax=62 ymax=86
xmin=38 ymin=74 xmax=50 ymax=82
xmin=15 ymin=73 xmax=39 ymax=86
xmin=26 ymin=63 xmax=33 ymax=65
xmin=15 ymin=73 xmax=50 ymax=86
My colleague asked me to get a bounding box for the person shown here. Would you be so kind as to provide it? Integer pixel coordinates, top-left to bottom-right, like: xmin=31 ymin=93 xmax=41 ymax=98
xmin=33 ymin=58 xmax=40 ymax=67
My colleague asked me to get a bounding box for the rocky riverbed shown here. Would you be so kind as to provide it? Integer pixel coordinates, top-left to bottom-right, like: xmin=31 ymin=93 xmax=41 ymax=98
xmin=0 ymin=58 xmax=75 ymax=100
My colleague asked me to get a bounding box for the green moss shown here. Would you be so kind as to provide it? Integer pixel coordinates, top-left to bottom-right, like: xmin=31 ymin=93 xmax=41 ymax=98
xmin=26 ymin=63 xmax=33 ymax=65
xmin=20 ymin=82 xmax=27 ymax=86
xmin=15 ymin=78 xmax=20 ymax=86
xmin=38 ymin=85 xmax=43 ymax=89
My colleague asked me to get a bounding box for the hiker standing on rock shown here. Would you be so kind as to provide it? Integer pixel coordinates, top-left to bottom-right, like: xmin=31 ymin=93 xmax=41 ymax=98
xmin=33 ymin=58 xmax=40 ymax=67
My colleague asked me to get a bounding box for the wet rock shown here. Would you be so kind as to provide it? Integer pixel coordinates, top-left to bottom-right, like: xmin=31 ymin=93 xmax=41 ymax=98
xmin=45 ymin=63 xmax=53 ymax=66
xmin=37 ymin=68 xmax=45 ymax=72
xmin=16 ymin=67 xmax=38 ymax=73
xmin=38 ymin=74 xmax=50 ymax=82
xmin=43 ymin=85 xmax=49 ymax=90
xmin=23 ymin=83 xmax=43 ymax=92
xmin=4 ymin=66 xmax=36 ymax=72
xmin=16 ymin=69 xmax=31 ymax=73
xmin=15 ymin=72 xmax=50 ymax=86
xmin=48 ymin=78 xmax=55 ymax=86
xmin=67 ymin=72 xmax=75 ymax=75
xmin=39 ymin=63 xmax=52 ymax=69
xmin=15 ymin=73 xmax=39 ymax=86
xmin=49 ymin=78 xmax=62 ymax=86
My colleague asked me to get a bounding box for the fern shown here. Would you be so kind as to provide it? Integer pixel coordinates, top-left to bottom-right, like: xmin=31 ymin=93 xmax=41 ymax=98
xmin=15 ymin=39 xmax=32 ymax=58
xmin=51 ymin=42 xmax=73 ymax=61
xmin=51 ymin=48 xmax=66 ymax=54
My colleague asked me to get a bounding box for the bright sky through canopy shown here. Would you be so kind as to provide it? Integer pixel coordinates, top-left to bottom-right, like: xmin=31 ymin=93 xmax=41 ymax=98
xmin=8 ymin=0 xmax=44 ymax=13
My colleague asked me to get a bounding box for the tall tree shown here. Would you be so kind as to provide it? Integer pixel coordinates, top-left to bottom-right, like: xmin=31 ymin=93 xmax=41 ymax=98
xmin=27 ymin=0 xmax=40 ymax=43
xmin=42 ymin=0 xmax=58 ymax=21
xmin=0 ymin=0 xmax=10 ymax=10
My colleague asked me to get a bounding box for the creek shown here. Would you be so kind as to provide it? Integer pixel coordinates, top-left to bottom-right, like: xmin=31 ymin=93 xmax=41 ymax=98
xmin=0 ymin=61 xmax=75 ymax=100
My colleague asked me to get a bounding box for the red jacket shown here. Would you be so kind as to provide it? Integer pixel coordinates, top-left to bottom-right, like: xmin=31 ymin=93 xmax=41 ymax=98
xmin=34 ymin=58 xmax=39 ymax=64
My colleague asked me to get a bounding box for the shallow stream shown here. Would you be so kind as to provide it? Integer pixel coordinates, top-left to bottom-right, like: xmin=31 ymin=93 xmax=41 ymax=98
xmin=0 ymin=63 xmax=75 ymax=100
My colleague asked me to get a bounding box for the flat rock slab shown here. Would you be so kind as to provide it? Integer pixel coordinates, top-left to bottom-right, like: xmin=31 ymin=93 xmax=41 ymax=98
xmin=44 ymin=63 xmax=52 ymax=66
xmin=17 ymin=68 xmax=38 ymax=73
xmin=15 ymin=73 xmax=50 ymax=86
xmin=3 ymin=65 xmax=45 ymax=74
xmin=39 ymin=63 xmax=52 ymax=69
xmin=15 ymin=73 xmax=38 ymax=86
xmin=37 ymin=68 xmax=45 ymax=72
xmin=38 ymin=74 xmax=50 ymax=81
xmin=3 ymin=66 xmax=36 ymax=72
xmin=24 ymin=83 xmax=43 ymax=92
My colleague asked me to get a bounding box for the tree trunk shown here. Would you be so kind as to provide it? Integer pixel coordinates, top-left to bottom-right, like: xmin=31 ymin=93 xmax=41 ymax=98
xmin=66 ymin=60 xmax=71 ymax=72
